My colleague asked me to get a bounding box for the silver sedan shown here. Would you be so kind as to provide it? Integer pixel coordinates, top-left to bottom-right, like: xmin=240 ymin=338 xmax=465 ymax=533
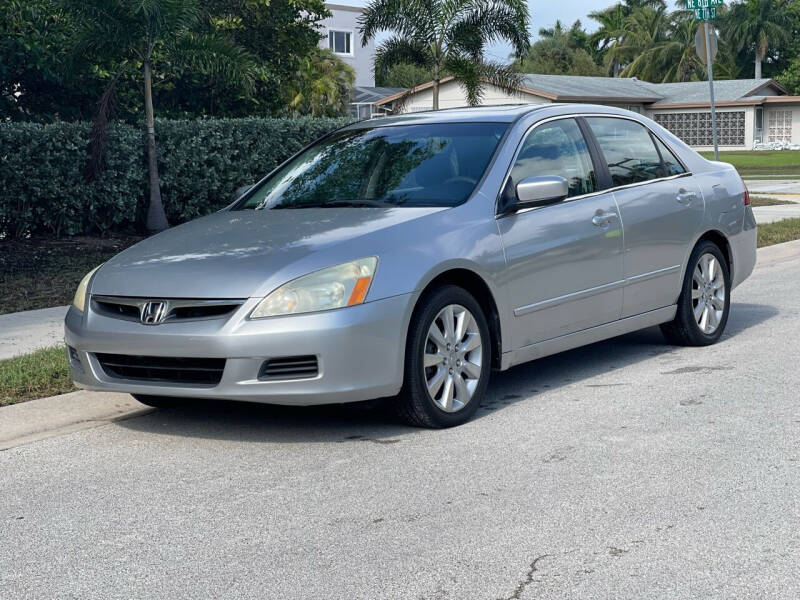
xmin=65 ymin=105 xmax=757 ymax=427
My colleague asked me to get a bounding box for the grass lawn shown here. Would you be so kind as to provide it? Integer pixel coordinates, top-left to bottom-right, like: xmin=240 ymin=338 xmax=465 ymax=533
xmin=750 ymin=197 xmax=795 ymax=207
xmin=700 ymin=151 xmax=800 ymax=177
xmin=757 ymin=218 xmax=800 ymax=248
xmin=0 ymin=346 xmax=76 ymax=406
xmin=0 ymin=236 xmax=143 ymax=314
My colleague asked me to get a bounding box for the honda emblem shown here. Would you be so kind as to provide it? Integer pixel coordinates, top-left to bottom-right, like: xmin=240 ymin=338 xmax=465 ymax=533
xmin=140 ymin=301 xmax=169 ymax=325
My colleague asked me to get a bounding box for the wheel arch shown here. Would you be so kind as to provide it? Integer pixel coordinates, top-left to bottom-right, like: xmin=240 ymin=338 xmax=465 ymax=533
xmin=411 ymin=267 xmax=504 ymax=370
xmin=695 ymin=229 xmax=734 ymax=281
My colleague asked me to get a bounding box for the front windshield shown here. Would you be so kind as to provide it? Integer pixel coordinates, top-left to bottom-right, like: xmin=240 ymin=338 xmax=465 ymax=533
xmin=234 ymin=122 xmax=508 ymax=210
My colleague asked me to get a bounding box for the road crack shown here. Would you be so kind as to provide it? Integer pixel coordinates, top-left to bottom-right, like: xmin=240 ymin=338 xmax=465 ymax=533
xmin=496 ymin=554 xmax=550 ymax=600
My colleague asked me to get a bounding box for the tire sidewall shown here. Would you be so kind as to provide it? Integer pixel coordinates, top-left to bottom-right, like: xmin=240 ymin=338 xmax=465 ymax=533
xmin=404 ymin=286 xmax=491 ymax=427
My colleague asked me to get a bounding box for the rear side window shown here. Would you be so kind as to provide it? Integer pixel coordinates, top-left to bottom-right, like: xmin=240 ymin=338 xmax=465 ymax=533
xmin=653 ymin=136 xmax=686 ymax=176
xmin=508 ymin=118 xmax=597 ymax=199
xmin=587 ymin=117 xmax=668 ymax=186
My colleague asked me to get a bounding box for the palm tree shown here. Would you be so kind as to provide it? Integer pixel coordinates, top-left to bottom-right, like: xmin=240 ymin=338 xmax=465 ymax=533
xmin=726 ymin=0 xmax=789 ymax=80
xmin=66 ymin=0 xmax=257 ymax=232
xmin=622 ymin=5 xmax=701 ymax=83
xmin=288 ymin=48 xmax=355 ymax=117
xmin=589 ymin=4 xmax=628 ymax=76
xmin=359 ymin=0 xmax=530 ymax=111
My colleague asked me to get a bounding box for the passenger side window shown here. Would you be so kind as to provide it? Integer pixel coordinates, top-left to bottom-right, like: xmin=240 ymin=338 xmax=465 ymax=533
xmin=653 ymin=136 xmax=686 ymax=176
xmin=587 ymin=117 xmax=668 ymax=186
xmin=508 ymin=119 xmax=597 ymax=199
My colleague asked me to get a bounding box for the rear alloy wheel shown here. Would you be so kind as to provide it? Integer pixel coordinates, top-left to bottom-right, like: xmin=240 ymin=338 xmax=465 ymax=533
xmin=398 ymin=285 xmax=491 ymax=428
xmin=661 ymin=240 xmax=730 ymax=346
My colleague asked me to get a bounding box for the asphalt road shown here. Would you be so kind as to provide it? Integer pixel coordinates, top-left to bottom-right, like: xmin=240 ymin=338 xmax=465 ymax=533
xmin=2 ymin=247 xmax=799 ymax=600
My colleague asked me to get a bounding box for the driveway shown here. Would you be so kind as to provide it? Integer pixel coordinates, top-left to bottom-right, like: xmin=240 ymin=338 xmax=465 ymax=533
xmin=1 ymin=244 xmax=799 ymax=599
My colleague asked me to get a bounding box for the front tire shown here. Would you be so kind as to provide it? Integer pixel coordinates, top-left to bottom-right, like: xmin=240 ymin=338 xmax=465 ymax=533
xmin=397 ymin=285 xmax=491 ymax=428
xmin=661 ymin=240 xmax=731 ymax=346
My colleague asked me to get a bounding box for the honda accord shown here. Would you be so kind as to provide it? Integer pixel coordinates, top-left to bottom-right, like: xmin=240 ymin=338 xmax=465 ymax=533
xmin=65 ymin=104 xmax=757 ymax=427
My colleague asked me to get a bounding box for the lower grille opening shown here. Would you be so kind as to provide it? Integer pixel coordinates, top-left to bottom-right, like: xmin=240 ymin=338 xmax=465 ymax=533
xmin=259 ymin=356 xmax=318 ymax=380
xmin=96 ymin=353 xmax=225 ymax=385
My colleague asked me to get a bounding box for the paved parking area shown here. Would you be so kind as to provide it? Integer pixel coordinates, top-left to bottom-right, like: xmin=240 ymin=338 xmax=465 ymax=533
xmin=1 ymin=244 xmax=799 ymax=599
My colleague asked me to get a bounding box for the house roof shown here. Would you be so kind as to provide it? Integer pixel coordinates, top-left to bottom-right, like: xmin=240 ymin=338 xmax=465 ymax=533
xmin=374 ymin=75 xmax=793 ymax=109
xmin=352 ymin=86 xmax=406 ymax=104
xmin=647 ymin=79 xmax=787 ymax=106
xmin=519 ymin=74 xmax=661 ymax=102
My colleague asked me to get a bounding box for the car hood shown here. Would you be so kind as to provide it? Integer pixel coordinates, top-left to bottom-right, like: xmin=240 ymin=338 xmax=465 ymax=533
xmin=92 ymin=207 xmax=444 ymax=298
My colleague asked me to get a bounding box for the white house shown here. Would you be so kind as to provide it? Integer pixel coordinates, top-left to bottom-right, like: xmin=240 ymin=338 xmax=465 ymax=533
xmin=318 ymin=3 xmax=375 ymax=87
xmin=374 ymin=75 xmax=800 ymax=151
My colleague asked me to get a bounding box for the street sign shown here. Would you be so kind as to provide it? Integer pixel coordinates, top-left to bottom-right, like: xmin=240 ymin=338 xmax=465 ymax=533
xmin=685 ymin=0 xmax=723 ymax=8
xmin=694 ymin=6 xmax=717 ymax=20
xmin=695 ymin=22 xmax=718 ymax=65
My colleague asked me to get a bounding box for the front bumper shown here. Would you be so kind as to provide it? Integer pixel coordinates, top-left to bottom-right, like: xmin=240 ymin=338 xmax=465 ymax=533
xmin=65 ymin=294 xmax=413 ymax=405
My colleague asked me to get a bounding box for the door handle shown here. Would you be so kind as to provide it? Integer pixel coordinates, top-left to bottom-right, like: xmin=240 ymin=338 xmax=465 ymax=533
xmin=592 ymin=211 xmax=619 ymax=227
xmin=676 ymin=190 xmax=697 ymax=205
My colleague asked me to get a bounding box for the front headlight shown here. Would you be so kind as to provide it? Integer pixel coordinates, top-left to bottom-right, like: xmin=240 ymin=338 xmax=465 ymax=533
xmin=250 ymin=257 xmax=378 ymax=319
xmin=72 ymin=266 xmax=101 ymax=312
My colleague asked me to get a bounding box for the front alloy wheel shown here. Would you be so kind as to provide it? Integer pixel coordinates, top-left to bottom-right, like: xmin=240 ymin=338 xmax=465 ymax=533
xmin=423 ymin=304 xmax=483 ymax=413
xmin=399 ymin=285 xmax=491 ymax=427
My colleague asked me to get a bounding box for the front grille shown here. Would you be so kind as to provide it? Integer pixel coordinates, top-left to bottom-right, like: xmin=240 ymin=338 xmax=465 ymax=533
xmin=92 ymin=296 xmax=244 ymax=324
xmin=96 ymin=353 xmax=225 ymax=385
xmin=259 ymin=356 xmax=318 ymax=380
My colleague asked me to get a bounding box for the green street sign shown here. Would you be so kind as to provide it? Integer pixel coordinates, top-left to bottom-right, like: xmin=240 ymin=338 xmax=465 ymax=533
xmin=685 ymin=0 xmax=723 ymax=8
xmin=694 ymin=6 xmax=717 ymax=20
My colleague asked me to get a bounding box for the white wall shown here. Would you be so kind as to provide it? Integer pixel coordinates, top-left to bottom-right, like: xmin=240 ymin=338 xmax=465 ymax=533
xmin=319 ymin=4 xmax=374 ymax=87
xmin=400 ymin=80 xmax=550 ymax=112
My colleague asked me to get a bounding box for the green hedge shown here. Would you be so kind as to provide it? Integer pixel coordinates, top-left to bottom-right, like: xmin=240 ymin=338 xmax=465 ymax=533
xmin=0 ymin=117 xmax=350 ymax=238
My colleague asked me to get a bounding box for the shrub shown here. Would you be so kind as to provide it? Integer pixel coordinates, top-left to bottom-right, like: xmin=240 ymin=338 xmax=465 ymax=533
xmin=0 ymin=116 xmax=350 ymax=238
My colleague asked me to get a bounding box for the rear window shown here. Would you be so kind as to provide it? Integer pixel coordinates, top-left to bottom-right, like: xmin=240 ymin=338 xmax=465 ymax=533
xmin=587 ymin=117 xmax=670 ymax=186
xmin=235 ymin=122 xmax=508 ymax=210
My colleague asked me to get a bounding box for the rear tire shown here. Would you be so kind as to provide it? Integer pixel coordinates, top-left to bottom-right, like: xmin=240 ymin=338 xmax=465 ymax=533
xmin=132 ymin=395 xmax=189 ymax=409
xmin=397 ymin=285 xmax=491 ymax=428
xmin=661 ymin=240 xmax=730 ymax=346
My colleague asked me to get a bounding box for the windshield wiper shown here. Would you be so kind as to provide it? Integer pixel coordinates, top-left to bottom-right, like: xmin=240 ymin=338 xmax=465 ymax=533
xmin=271 ymin=200 xmax=389 ymax=209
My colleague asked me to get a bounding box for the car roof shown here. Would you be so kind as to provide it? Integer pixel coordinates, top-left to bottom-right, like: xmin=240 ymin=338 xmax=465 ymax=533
xmin=346 ymin=104 xmax=641 ymax=129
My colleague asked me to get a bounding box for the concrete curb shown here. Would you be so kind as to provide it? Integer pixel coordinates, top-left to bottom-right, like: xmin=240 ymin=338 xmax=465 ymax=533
xmin=0 ymin=391 xmax=152 ymax=451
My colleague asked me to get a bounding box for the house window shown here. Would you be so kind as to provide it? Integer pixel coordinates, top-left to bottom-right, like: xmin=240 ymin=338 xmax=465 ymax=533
xmin=767 ymin=110 xmax=793 ymax=142
xmin=328 ymin=30 xmax=352 ymax=55
xmin=653 ymin=111 xmax=745 ymax=146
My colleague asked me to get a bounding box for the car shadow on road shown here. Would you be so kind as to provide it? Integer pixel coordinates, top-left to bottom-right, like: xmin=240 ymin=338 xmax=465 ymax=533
xmin=115 ymin=302 xmax=778 ymax=443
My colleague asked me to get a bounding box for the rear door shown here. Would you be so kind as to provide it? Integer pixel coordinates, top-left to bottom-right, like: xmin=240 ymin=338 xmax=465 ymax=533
xmin=585 ymin=117 xmax=704 ymax=318
xmin=496 ymin=117 xmax=625 ymax=350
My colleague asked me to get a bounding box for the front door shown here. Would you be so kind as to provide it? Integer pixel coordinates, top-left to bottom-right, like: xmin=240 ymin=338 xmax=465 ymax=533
xmin=496 ymin=118 xmax=625 ymax=350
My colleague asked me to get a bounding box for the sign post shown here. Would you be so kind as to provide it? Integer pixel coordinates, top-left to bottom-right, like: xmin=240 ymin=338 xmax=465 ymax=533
xmin=686 ymin=0 xmax=723 ymax=160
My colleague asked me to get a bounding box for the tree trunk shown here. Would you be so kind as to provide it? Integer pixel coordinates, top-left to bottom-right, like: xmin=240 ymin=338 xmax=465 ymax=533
xmin=432 ymin=79 xmax=440 ymax=110
xmin=143 ymin=60 xmax=169 ymax=233
xmin=755 ymin=52 xmax=762 ymax=79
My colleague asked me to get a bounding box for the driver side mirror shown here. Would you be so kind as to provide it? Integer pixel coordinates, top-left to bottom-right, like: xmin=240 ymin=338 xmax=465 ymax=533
xmin=511 ymin=176 xmax=569 ymax=211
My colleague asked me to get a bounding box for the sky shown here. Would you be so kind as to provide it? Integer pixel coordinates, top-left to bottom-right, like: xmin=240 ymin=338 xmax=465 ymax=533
xmin=485 ymin=0 xmax=619 ymax=61
xmin=344 ymin=0 xmax=621 ymax=62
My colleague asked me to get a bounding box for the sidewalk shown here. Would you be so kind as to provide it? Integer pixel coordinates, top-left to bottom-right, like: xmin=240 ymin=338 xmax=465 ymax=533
xmin=0 ymin=305 xmax=69 ymax=360
xmin=745 ymin=179 xmax=800 ymax=195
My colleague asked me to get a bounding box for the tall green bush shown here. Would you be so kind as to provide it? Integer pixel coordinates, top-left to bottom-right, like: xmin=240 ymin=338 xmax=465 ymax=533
xmin=0 ymin=116 xmax=349 ymax=238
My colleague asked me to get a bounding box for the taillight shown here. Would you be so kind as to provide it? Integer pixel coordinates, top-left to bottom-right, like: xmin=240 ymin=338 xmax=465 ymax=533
xmin=743 ymin=183 xmax=750 ymax=206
